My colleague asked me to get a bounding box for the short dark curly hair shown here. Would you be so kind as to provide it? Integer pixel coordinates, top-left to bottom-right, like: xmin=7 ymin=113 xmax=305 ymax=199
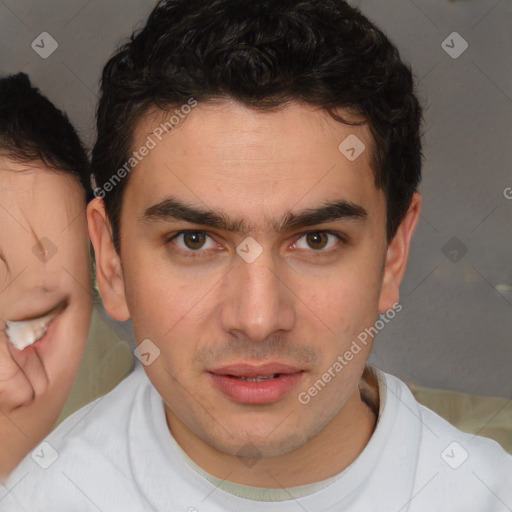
xmin=92 ymin=0 xmax=422 ymax=253
xmin=0 ymin=72 xmax=91 ymax=201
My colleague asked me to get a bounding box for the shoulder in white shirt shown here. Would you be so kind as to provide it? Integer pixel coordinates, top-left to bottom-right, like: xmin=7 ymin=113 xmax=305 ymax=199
xmin=1 ymin=364 xmax=511 ymax=512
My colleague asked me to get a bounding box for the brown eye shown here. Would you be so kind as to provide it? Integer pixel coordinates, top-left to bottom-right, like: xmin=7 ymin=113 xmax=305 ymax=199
xmin=183 ymin=231 xmax=207 ymax=250
xmin=305 ymin=232 xmax=329 ymax=250
xmin=168 ymin=231 xmax=218 ymax=255
xmin=293 ymin=231 xmax=342 ymax=253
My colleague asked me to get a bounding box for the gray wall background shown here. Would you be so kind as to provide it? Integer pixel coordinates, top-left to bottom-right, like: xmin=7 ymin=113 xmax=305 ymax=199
xmin=1 ymin=0 xmax=510 ymax=398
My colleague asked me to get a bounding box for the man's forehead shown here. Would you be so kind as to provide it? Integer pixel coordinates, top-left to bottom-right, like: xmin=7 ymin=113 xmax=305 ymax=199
xmin=125 ymin=100 xmax=381 ymax=224
xmin=132 ymin=100 xmax=373 ymax=158
xmin=132 ymin=106 xmax=373 ymax=176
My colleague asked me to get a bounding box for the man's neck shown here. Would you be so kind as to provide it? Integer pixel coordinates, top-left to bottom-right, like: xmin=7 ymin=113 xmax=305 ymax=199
xmin=166 ymin=371 xmax=379 ymax=489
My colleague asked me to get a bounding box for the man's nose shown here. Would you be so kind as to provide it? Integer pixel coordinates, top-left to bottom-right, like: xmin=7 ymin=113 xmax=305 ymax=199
xmin=219 ymin=250 xmax=296 ymax=343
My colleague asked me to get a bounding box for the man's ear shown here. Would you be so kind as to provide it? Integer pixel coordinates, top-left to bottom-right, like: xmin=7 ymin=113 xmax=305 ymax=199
xmin=378 ymin=192 xmax=422 ymax=312
xmin=87 ymin=198 xmax=130 ymax=321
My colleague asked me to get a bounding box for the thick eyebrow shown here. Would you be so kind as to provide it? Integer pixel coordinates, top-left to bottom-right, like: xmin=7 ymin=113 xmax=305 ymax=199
xmin=277 ymin=201 xmax=367 ymax=231
xmin=139 ymin=197 xmax=367 ymax=233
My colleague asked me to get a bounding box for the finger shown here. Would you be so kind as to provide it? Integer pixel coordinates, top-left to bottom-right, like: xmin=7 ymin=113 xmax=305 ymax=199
xmin=8 ymin=343 xmax=49 ymax=399
xmin=0 ymin=335 xmax=33 ymax=410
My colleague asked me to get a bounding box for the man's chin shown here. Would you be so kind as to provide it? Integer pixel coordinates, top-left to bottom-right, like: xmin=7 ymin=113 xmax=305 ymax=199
xmin=192 ymin=415 xmax=315 ymax=462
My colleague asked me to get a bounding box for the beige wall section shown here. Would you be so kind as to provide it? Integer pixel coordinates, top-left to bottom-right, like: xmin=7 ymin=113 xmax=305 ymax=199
xmin=55 ymin=304 xmax=134 ymax=427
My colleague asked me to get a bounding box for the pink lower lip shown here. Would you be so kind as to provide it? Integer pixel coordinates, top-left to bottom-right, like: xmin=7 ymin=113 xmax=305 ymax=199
xmin=28 ymin=311 xmax=62 ymax=354
xmin=208 ymin=372 xmax=304 ymax=404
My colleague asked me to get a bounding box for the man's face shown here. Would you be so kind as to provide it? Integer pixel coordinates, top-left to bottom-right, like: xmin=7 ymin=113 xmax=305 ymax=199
xmin=0 ymin=158 xmax=92 ymax=419
xmin=93 ymin=100 xmax=408 ymax=459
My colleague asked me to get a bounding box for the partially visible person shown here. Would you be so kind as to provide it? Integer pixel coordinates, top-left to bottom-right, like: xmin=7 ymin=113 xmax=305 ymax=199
xmin=0 ymin=73 xmax=132 ymax=479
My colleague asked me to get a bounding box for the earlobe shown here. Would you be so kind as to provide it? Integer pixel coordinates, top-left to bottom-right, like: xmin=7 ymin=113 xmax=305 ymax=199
xmin=87 ymin=198 xmax=130 ymax=321
xmin=378 ymin=192 xmax=422 ymax=312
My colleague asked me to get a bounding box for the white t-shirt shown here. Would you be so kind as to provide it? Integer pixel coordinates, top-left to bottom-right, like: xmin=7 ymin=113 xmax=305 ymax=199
xmin=1 ymin=364 xmax=511 ymax=511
